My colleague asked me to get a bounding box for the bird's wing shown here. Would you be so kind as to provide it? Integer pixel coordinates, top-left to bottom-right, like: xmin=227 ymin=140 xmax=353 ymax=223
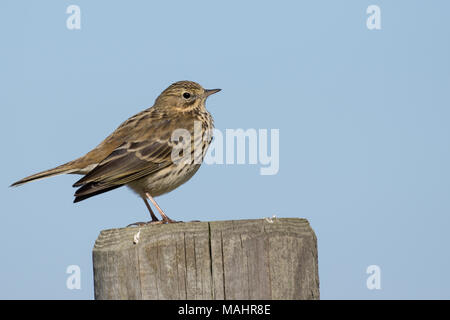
xmin=72 ymin=137 xmax=176 ymax=202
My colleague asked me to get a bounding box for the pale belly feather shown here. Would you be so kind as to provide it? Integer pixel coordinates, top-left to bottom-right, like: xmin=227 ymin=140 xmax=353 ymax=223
xmin=127 ymin=163 xmax=202 ymax=198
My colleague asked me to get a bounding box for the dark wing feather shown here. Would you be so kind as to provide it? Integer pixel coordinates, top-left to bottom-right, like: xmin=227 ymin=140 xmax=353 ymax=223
xmin=73 ymin=139 xmax=174 ymax=202
xmin=73 ymin=185 xmax=122 ymax=203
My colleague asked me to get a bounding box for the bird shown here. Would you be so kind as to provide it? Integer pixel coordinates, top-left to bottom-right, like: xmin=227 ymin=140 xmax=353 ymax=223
xmin=10 ymin=80 xmax=221 ymax=225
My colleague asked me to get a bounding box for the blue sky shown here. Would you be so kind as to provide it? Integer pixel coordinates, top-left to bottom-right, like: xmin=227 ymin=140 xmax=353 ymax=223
xmin=1 ymin=0 xmax=449 ymax=299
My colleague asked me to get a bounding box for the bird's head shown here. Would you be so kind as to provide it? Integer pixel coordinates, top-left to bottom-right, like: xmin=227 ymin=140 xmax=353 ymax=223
xmin=154 ymin=81 xmax=221 ymax=112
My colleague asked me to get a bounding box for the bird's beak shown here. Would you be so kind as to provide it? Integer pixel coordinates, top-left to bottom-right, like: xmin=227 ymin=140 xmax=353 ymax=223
xmin=204 ymin=88 xmax=221 ymax=98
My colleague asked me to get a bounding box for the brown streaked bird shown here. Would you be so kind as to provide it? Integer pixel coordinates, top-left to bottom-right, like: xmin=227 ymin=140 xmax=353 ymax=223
xmin=10 ymin=81 xmax=221 ymax=225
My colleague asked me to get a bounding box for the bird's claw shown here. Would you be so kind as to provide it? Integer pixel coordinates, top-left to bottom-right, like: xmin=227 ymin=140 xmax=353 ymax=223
xmin=127 ymin=219 xmax=183 ymax=227
xmin=127 ymin=221 xmax=164 ymax=227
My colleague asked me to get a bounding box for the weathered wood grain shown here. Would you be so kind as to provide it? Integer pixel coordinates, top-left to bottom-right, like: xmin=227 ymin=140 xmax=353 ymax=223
xmin=93 ymin=218 xmax=319 ymax=300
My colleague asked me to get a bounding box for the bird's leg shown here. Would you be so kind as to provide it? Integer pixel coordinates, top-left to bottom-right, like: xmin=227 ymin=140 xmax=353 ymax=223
xmin=126 ymin=197 xmax=163 ymax=227
xmin=143 ymin=197 xmax=159 ymax=222
xmin=145 ymin=192 xmax=179 ymax=223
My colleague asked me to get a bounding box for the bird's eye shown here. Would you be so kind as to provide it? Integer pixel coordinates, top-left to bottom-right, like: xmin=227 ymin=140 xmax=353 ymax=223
xmin=183 ymin=92 xmax=191 ymax=99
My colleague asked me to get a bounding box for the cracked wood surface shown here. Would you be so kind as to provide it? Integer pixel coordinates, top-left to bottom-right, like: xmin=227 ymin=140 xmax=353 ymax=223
xmin=93 ymin=218 xmax=319 ymax=300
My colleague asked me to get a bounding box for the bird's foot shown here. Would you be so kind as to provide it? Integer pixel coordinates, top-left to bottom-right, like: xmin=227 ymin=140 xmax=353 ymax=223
xmin=162 ymin=217 xmax=182 ymax=224
xmin=127 ymin=218 xmax=182 ymax=227
xmin=127 ymin=220 xmax=164 ymax=227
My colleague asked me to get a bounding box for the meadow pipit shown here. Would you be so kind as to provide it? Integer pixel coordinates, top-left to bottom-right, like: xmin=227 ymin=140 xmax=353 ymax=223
xmin=11 ymin=81 xmax=221 ymax=225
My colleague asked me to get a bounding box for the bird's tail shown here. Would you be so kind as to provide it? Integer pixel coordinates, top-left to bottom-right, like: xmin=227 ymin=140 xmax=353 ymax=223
xmin=10 ymin=162 xmax=77 ymax=187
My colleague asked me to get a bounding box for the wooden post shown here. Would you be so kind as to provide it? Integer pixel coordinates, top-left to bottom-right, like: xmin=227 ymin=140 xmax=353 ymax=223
xmin=93 ymin=218 xmax=319 ymax=300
